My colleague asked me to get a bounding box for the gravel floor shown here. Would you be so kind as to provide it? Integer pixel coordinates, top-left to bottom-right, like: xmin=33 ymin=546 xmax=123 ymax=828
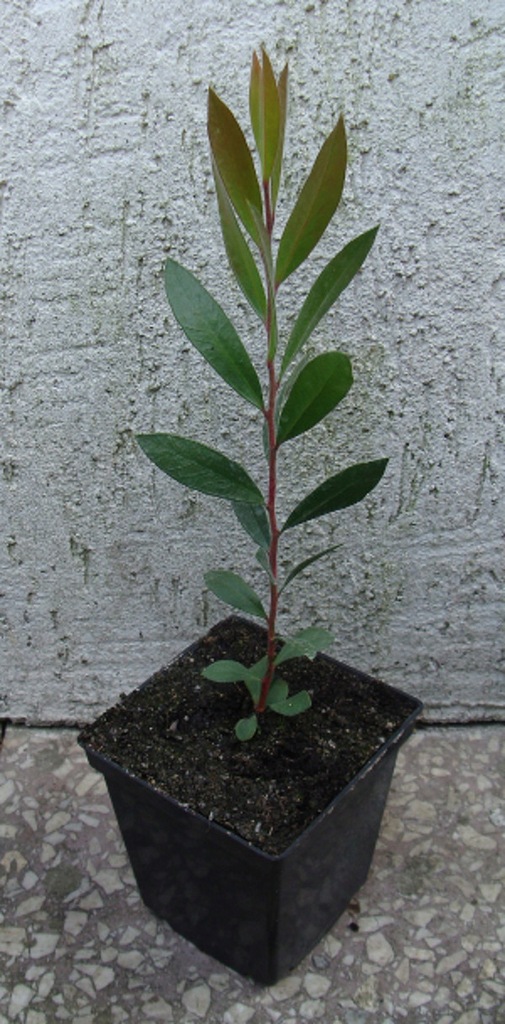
xmin=1 ymin=725 xmax=504 ymax=1023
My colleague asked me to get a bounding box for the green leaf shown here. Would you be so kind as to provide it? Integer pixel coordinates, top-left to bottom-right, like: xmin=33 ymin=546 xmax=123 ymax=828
xmin=249 ymin=52 xmax=262 ymax=154
xmin=213 ymin=163 xmax=267 ymax=320
xmin=243 ymin=676 xmax=261 ymax=705
xmin=235 ymin=714 xmax=258 ymax=741
xmin=137 ymin=434 xmax=263 ymax=505
xmin=165 ymin=259 xmax=264 ymax=409
xmin=283 ymin=458 xmax=389 ymax=531
xmin=208 ymin=88 xmax=263 ymax=245
xmin=255 ymin=547 xmax=274 ymax=582
xmin=202 ymin=660 xmax=250 ymax=682
xmin=265 ymin=677 xmax=289 ymax=706
xmin=275 ymin=116 xmax=347 ymax=285
xmin=277 ymin=352 xmax=353 ymax=443
xmin=205 ymin=570 xmax=267 ymax=620
xmin=270 ymin=691 xmax=312 ymax=717
xmin=249 ymin=49 xmax=281 ymax=181
xmin=275 ymin=627 xmax=334 ymax=666
xmin=271 ymin=63 xmax=288 ymax=210
xmin=242 ymin=656 xmax=268 ymax=704
xmin=281 ymin=226 xmax=379 ymax=374
xmin=248 ymin=656 xmax=268 ymax=678
xmin=279 ymin=545 xmax=341 ymax=594
xmin=247 ymin=202 xmax=275 ymax=287
xmin=232 ymin=502 xmax=271 ymax=549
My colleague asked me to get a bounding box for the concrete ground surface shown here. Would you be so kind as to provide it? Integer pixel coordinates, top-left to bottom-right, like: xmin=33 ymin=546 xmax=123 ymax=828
xmin=0 ymin=725 xmax=504 ymax=1024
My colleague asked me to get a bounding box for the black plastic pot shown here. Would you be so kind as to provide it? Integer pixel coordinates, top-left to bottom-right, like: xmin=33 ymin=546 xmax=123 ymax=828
xmin=80 ymin=623 xmax=422 ymax=985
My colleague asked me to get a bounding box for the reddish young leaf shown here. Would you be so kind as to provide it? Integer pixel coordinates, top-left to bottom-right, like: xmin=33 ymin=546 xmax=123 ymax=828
xmin=213 ymin=161 xmax=267 ymax=319
xmin=208 ymin=88 xmax=262 ymax=246
xmin=249 ymin=49 xmax=281 ymax=182
xmin=271 ymin=62 xmax=288 ymax=209
xmin=276 ymin=116 xmax=347 ymax=285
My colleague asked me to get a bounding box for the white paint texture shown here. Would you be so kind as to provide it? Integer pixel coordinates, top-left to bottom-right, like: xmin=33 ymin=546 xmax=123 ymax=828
xmin=1 ymin=0 xmax=503 ymax=722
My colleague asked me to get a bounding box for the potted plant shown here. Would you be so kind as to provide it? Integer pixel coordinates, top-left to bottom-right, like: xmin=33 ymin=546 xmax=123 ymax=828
xmin=79 ymin=50 xmax=422 ymax=985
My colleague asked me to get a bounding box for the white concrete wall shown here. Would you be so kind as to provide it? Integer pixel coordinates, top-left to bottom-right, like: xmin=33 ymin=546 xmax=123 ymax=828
xmin=1 ymin=0 xmax=503 ymax=723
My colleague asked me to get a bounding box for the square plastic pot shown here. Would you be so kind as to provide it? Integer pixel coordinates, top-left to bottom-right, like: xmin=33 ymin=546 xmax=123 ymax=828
xmin=80 ymin=628 xmax=422 ymax=985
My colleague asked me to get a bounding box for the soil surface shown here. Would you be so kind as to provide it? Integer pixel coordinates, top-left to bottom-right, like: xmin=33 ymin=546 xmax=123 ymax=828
xmin=79 ymin=617 xmax=420 ymax=855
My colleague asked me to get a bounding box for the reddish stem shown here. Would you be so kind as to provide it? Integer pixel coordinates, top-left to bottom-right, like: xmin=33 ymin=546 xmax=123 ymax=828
xmin=256 ymin=360 xmax=279 ymax=713
xmin=256 ymin=180 xmax=279 ymax=714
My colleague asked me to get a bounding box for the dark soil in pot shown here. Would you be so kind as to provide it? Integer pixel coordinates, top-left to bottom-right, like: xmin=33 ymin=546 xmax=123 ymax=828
xmin=79 ymin=616 xmax=420 ymax=856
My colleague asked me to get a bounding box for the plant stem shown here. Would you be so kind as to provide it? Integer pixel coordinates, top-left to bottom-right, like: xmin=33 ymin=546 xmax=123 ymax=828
xmin=256 ymin=181 xmax=279 ymax=714
xmin=257 ymin=358 xmax=279 ymax=713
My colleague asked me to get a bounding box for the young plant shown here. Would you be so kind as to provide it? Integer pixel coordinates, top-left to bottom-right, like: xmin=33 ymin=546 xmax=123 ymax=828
xmin=138 ymin=50 xmax=387 ymax=740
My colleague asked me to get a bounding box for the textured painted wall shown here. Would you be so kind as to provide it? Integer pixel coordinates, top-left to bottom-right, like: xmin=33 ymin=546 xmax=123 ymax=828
xmin=1 ymin=0 xmax=503 ymax=723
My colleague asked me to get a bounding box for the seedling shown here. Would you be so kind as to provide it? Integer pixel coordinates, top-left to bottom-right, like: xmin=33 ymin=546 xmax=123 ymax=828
xmin=138 ymin=50 xmax=387 ymax=739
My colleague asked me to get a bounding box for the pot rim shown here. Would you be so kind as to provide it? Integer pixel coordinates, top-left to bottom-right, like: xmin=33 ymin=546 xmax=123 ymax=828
xmin=79 ymin=615 xmax=423 ymax=862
